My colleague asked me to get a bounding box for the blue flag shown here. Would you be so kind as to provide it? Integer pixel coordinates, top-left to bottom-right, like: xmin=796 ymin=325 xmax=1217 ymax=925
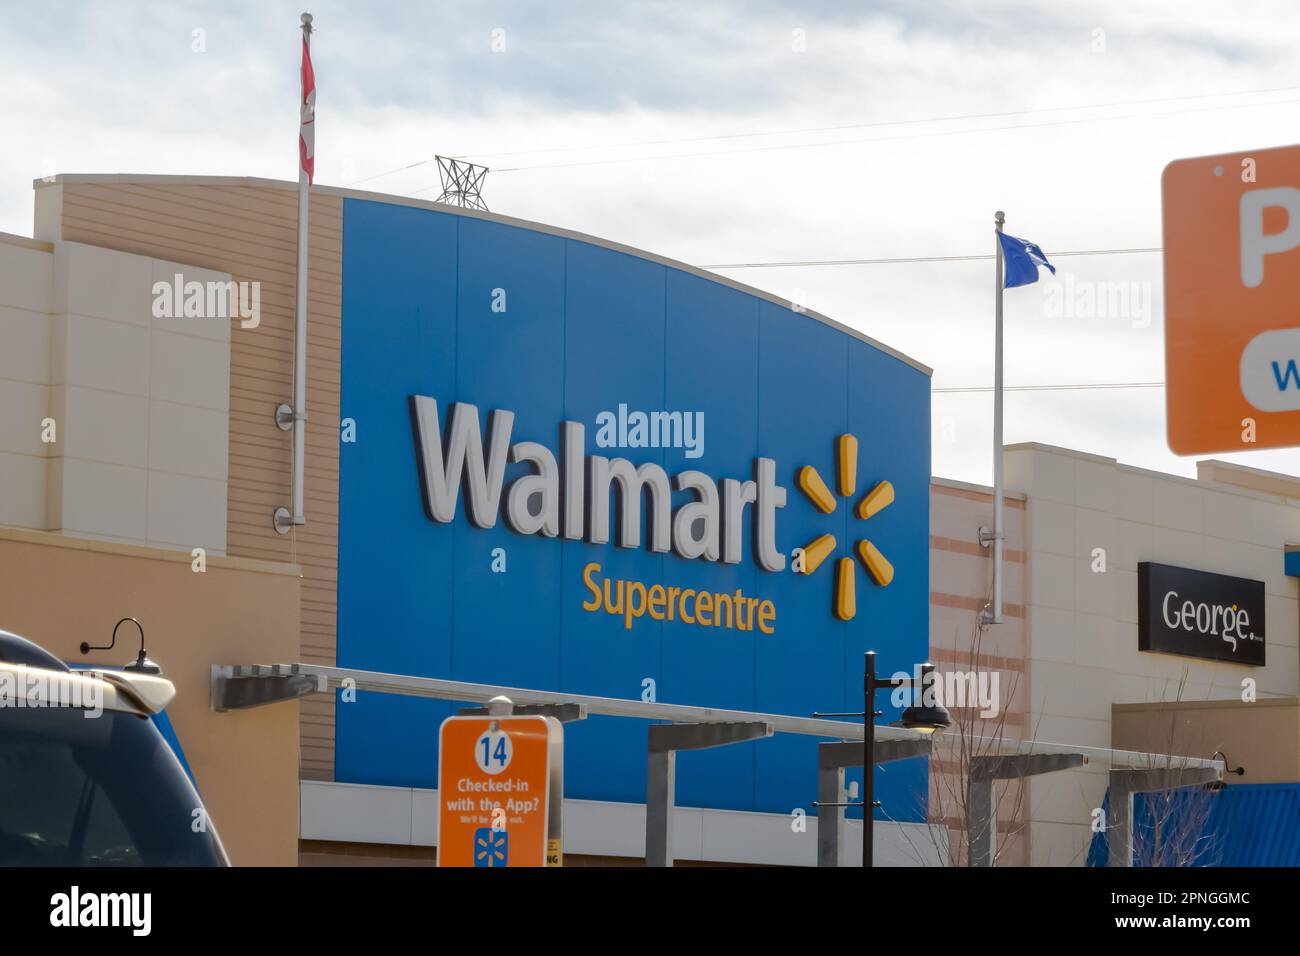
xmin=998 ymin=232 xmax=1056 ymax=288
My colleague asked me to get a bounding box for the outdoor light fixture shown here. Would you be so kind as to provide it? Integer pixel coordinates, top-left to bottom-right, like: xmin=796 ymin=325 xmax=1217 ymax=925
xmin=814 ymin=651 xmax=950 ymax=867
xmin=124 ymin=649 xmax=163 ymax=675
xmin=899 ymin=697 xmax=952 ymax=732
xmin=899 ymin=712 xmax=951 ymax=738
xmin=1213 ymin=750 xmax=1246 ymax=777
xmin=80 ymin=617 xmax=163 ymax=675
xmin=1204 ymin=750 xmax=1246 ymax=792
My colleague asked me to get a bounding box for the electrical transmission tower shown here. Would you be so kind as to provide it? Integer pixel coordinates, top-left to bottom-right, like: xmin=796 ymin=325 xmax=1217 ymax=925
xmin=434 ymin=156 xmax=490 ymax=211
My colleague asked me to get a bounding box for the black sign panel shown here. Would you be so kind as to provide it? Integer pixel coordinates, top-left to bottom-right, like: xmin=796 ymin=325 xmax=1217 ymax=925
xmin=1138 ymin=562 xmax=1266 ymax=666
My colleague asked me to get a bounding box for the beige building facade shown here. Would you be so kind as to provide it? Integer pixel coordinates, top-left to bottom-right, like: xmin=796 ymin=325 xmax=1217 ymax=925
xmin=918 ymin=449 xmax=1300 ymax=867
xmin=1004 ymin=443 xmax=1300 ymax=865
xmin=0 ymin=181 xmax=319 ymax=865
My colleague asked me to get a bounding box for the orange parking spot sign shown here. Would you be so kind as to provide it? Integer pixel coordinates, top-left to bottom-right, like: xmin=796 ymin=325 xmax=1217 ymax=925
xmin=437 ymin=714 xmax=562 ymax=867
xmin=1163 ymin=143 xmax=1300 ymax=454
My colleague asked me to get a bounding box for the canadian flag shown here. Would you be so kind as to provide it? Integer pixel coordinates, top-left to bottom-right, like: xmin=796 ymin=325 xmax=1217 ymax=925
xmin=299 ymin=34 xmax=315 ymax=184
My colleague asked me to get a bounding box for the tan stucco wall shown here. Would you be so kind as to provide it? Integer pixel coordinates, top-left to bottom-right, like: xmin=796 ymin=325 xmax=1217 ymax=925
xmin=0 ymin=526 xmax=302 ymax=865
xmin=1113 ymin=698 xmax=1300 ymax=784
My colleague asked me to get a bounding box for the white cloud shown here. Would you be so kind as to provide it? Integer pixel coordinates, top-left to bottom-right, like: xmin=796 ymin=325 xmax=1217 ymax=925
xmin=3 ymin=0 xmax=1299 ymax=484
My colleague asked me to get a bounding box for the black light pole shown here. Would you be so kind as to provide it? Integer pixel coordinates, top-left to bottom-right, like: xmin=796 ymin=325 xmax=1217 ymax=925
xmin=863 ymin=650 xmax=877 ymax=867
xmin=816 ymin=650 xmax=951 ymax=868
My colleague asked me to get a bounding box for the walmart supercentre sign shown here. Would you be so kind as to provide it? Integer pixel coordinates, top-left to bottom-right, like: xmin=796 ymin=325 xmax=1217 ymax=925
xmin=413 ymin=397 xmax=902 ymax=634
xmin=336 ymin=199 xmax=932 ymax=817
xmin=414 ymin=397 xmax=784 ymax=635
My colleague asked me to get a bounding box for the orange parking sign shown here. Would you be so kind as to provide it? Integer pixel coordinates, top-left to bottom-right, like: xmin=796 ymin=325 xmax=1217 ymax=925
xmin=436 ymin=714 xmax=561 ymax=867
xmin=1163 ymin=143 xmax=1300 ymax=454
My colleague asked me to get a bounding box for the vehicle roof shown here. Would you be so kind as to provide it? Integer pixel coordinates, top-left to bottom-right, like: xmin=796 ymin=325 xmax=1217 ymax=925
xmin=0 ymin=661 xmax=158 ymax=717
xmin=0 ymin=630 xmax=177 ymax=714
xmin=0 ymin=629 xmax=70 ymax=671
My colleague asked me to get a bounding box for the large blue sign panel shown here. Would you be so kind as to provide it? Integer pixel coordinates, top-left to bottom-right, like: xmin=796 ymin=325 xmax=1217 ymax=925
xmin=337 ymin=198 xmax=931 ymax=821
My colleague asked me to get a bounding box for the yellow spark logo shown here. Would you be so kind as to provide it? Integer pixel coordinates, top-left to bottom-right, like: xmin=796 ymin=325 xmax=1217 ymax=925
xmin=796 ymin=434 xmax=895 ymax=621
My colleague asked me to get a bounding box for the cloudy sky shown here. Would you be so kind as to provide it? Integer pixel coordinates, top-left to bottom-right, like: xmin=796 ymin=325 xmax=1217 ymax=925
xmin=3 ymin=0 xmax=1298 ymax=485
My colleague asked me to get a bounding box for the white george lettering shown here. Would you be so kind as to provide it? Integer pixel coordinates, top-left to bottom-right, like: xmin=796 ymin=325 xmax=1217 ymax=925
xmin=1161 ymin=589 xmax=1252 ymax=651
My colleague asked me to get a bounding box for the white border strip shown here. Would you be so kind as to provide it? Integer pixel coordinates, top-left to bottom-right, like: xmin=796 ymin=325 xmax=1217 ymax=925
xmin=300 ymin=780 xmax=943 ymax=867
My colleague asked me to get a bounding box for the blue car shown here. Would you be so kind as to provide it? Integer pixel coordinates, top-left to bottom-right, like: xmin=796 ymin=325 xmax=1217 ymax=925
xmin=0 ymin=631 xmax=228 ymax=866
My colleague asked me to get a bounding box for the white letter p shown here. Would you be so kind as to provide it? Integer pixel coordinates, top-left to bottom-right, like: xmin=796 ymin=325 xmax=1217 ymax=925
xmin=1241 ymin=187 xmax=1300 ymax=288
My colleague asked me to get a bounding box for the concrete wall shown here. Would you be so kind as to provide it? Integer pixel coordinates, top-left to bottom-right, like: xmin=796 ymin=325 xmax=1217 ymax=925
xmin=0 ymin=233 xmax=54 ymax=529
xmin=0 ymin=231 xmax=231 ymax=552
xmin=1006 ymin=442 xmax=1300 ymax=865
xmin=0 ymin=526 xmax=301 ymax=865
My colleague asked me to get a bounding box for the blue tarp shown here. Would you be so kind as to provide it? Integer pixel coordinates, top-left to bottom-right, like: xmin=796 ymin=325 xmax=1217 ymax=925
xmin=1088 ymin=783 xmax=1300 ymax=867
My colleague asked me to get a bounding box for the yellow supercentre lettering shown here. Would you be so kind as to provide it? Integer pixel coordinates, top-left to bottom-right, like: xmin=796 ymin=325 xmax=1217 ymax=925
xmin=625 ymin=582 xmax=647 ymax=630
xmin=579 ymin=564 xmax=775 ymax=635
xmin=695 ymin=590 xmax=713 ymax=626
xmin=582 ymin=561 xmax=602 ymax=611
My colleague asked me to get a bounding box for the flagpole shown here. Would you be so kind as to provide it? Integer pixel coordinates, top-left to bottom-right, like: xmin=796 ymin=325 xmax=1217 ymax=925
xmin=981 ymin=210 xmax=1006 ymax=626
xmin=292 ymin=11 xmax=313 ymax=528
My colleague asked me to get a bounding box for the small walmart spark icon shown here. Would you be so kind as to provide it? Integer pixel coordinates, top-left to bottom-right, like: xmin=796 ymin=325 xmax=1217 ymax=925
xmin=797 ymin=434 xmax=894 ymax=621
xmin=474 ymin=827 xmax=508 ymax=867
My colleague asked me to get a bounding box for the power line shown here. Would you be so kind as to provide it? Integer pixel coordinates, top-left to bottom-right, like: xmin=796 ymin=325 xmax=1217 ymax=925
xmin=452 ymin=84 xmax=1300 ymax=163
xmin=703 ymin=247 xmax=1161 ymax=269
xmin=485 ymin=96 xmax=1300 ymax=173
xmin=934 ymin=382 xmax=1163 ymax=394
xmin=345 ymin=158 xmax=434 ymax=188
xmin=344 ymin=83 xmax=1300 ymax=189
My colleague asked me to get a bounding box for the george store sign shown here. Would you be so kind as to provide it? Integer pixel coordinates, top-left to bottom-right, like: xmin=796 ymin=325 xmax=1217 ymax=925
xmin=1138 ymin=562 xmax=1265 ymax=666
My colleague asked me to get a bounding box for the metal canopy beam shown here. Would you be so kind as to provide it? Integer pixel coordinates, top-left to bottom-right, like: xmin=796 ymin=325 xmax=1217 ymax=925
xmin=1107 ymin=766 xmax=1223 ymax=868
xmin=215 ymin=662 xmax=1227 ymax=867
xmin=212 ymin=663 xmax=918 ymax=742
xmin=816 ymin=737 xmax=934 ymax=868
xmin=818 ymin=738 xmax=934 ymax=772
xmin=458 ymin=702 xmax=587 ymax=724
xmin=646 ymin=721 xmax=772 ymax=867
xmin=649 ymin=721 xmax=773 ymax=753
xmin=210 ymin=665 xmax=325 ymax=712
xmin=212 ymin=661 xmax=1224 ymax=769
xmin=971 ymin=752 xmax=1086 ymax=781
xmin=969 ymin=752 xmax=1086 ymax=867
